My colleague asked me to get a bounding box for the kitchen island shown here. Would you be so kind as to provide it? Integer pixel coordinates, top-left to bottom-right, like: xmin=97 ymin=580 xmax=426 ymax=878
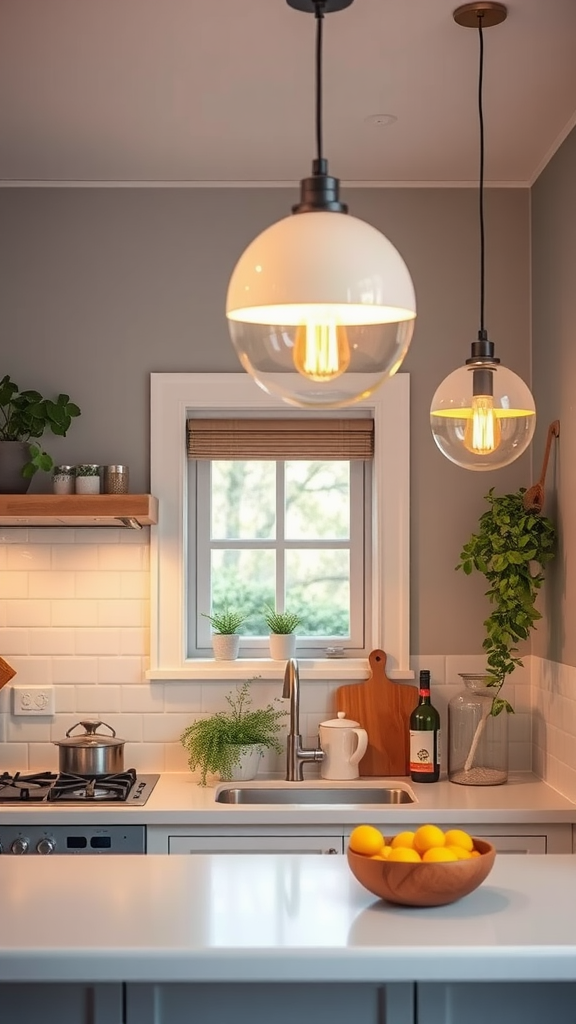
xmin=1 ymin=851 xmax=576 ymax=1024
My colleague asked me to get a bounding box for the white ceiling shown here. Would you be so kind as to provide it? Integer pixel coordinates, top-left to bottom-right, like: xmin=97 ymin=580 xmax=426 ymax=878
xmin=1 ymin=0 xmax=576 ymax=187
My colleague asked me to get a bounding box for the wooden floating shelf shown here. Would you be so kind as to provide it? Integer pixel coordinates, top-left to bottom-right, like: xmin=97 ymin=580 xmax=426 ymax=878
xmin=0 ymin=494 xmax=158 ymax=529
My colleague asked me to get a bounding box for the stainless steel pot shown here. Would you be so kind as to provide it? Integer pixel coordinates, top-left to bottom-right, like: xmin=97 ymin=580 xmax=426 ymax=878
xmin=54 ymin=720 xmax=125 ymax=775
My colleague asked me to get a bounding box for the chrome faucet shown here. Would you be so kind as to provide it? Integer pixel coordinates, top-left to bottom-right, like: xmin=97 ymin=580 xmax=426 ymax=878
xmin=282 ymin=658 xmax=324 ymax=781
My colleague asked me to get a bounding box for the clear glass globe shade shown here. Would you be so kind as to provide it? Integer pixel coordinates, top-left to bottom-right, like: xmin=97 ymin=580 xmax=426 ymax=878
xmin=226 ymin=211 xmax=416 ymax=409
xmin=430 ymin=363 xmax=536 ymax=471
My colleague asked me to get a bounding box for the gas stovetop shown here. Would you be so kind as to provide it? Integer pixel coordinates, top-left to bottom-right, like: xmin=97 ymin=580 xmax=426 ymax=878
xmin=0 ymin=769 xmax=160 ymax=804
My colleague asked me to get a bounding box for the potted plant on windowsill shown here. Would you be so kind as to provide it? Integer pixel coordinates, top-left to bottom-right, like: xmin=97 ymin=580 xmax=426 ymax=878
xmin=180 ymin=678 xmax=288 ymax=786
xmin=202 ymin=604 xmax=247 ymax=661
xmin=264 ymin=604 xmax=302 ymax=660
xmin=0 ymin=374 xmax=81 ymax=493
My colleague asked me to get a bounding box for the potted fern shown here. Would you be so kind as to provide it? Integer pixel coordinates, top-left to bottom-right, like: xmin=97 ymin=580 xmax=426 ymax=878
xmin=0 ymin=374 xmax=81 ymax=493
xmin=202 ymin=604 xmax=247 ymax=661
xmin=451 ymin=487 xmax=556 ymax=785
xmin=264 ymin=603 xmax=302 ymax=660
xmin=180 ymin=678 xmax=288 ymax=785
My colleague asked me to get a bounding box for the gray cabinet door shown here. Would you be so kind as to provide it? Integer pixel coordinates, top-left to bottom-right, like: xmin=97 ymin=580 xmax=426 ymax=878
xmin=126 ymin=981 xmax=415 ymax=1024
xmin=418 ymin=981 xmax=576 ymax=1024
xmin=0 ymin=983 xmax=123 ymax=1024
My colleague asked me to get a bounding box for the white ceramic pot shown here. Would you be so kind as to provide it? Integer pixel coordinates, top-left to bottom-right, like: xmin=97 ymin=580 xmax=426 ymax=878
xmin=269 ymin=633 xmax=296 ymax=660
xmin=225 ymin=744 xmax=262 ymax=781
xmin=318 ymin=711 xmax=369 ymax=780
xmin=211 ymin=633 xmax=240 ymax=661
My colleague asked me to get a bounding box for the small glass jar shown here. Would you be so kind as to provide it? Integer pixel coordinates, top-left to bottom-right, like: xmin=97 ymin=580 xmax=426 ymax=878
xmin=448 ymin=673 xmax=508 ymax=786
xmin=75 ymin=464 xmax=101 ymax=494
xmin=103 ymin=465 xmax=129 ymax=494
xmin=52 ymin=465 xmax=76 ymax=495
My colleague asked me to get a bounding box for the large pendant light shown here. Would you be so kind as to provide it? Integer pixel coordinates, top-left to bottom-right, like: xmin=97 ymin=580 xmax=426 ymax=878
xmin=226 ymin=0 xmax=416 ymax=410
xmin=430 ymin=3 xmax=536 ymax=470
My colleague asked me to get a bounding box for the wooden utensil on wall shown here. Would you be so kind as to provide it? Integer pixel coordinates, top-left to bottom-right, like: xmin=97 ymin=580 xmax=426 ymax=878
xmin=335 ymin=649 xmax=418 ymax=776
xmin=0 ymin=657 xmax=16 ymax=689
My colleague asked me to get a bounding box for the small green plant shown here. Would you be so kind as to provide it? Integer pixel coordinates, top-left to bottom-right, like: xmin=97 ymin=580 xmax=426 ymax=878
xmin=76 ymin=464 xmax=100 ymax=476
xmin=180 ymin=678 xmax=288 ymax=785
xmin=456 ymin=487 xmax=556 ymax=716
xmin=202 ymin=604 xmax=247 ymax=634
xmin=0 ymin=374 xmax=81 ymax=477
xmin=263 ymin=604 xmax=302 ymax=634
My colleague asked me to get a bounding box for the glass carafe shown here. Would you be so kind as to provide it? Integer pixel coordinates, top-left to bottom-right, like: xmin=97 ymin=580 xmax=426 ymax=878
xmin=448 ymin=674 xmax=508 ymax=786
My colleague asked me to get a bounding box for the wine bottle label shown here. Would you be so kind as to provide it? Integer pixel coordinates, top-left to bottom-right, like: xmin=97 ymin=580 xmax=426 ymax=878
xmin=409 ymin=731 xmax=439 ymax=773
xmin=418 ymin=688 xmax=430 ymax=697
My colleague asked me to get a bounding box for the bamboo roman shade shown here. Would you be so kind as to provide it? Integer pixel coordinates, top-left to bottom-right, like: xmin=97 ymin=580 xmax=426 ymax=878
xmin=186 ymin=418 xmax=374 ymax=460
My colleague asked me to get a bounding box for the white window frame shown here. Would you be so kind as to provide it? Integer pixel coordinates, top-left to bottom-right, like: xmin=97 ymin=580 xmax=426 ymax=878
xmin=147 ymin=372 xmax=412 ymax=681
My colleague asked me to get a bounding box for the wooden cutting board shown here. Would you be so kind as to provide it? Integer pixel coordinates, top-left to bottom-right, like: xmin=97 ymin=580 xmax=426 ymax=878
xmin=0 ymin=657 xmax=16 ymax=689
xmin=335 ymin=649 xmax=418 ymax=776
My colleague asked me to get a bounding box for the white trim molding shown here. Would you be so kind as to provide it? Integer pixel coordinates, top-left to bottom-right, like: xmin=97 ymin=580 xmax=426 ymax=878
xmin=148 ymin=372 xmax=412 ymax=681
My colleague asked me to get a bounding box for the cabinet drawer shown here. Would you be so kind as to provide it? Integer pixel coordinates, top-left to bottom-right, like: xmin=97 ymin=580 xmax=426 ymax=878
xmin=168 ymin=835 xmax=343 ymax=854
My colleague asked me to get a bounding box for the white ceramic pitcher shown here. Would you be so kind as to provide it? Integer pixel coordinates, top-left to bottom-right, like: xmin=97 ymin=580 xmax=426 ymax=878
xmin=318 ymin=712 xmax=369 ymax=780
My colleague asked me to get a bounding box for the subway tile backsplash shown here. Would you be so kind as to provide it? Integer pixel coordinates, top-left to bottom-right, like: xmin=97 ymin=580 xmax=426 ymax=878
xmin=0 ymin=530 xmax=572 ymax=790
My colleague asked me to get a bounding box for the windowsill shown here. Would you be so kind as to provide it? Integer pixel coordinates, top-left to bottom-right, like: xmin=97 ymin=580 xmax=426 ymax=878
xmin=146 ymin=659 xmax=415 ymax=681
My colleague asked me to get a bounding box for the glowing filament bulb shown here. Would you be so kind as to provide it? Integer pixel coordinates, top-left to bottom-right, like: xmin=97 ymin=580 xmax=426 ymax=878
xmin=464 ymin=395 xmax=502 ymax=455
xmin=293 ymin=317 xmax=351 ymax=383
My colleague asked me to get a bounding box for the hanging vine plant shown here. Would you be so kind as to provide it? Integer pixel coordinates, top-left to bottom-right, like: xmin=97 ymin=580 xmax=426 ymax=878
xmin=456 ymin=488 xmax=556 ymax=716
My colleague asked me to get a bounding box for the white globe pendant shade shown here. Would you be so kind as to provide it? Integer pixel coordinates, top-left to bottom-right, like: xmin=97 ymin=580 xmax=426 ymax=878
xmin=226 ymin=210 xmax=416 ymax=409
xmin=430 ymin=363 xmax=536 ymax=471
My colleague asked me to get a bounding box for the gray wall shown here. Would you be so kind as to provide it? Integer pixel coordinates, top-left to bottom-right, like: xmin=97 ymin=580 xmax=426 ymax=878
xmin=532 ymin=127 xmax=576 ymax=667
xmin=0 ymin=186 xmax=531 ymax=655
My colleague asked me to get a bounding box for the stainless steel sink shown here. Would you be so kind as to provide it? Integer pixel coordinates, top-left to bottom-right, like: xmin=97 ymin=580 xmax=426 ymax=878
xmin=215 ymin=786 xmax=415 ymax=805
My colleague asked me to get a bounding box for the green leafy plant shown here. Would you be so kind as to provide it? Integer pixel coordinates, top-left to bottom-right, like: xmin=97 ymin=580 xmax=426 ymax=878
xmin=456 ymin=487 xmax=556 ymax=716
xmin=0 ymin=374 xmax=81 ymax=477
xmin=76 ymin=464 xmax=100 ymax=476
xmin=180 ymin=678 xmax=288 ymax=785
xmin=263 ymin=604 xmax=302 ymax=634
xmin=202 ymin=604 xmax=247 ymax=634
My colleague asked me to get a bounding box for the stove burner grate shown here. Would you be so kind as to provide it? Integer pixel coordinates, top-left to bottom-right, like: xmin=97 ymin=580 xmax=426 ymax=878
xmin=47 ymin=769 xmax=138 ymax=801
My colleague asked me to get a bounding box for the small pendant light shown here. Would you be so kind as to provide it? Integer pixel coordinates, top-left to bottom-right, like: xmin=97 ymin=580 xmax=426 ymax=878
xmin=226 ymin=0 xmax=417 ymax=409
xmin=430 ymin=2 xmax=536 ymax=470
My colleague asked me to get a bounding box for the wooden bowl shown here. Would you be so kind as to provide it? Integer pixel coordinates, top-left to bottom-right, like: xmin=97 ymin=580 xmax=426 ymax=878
xmin=347 ymin=838 xmax=496 ymax=907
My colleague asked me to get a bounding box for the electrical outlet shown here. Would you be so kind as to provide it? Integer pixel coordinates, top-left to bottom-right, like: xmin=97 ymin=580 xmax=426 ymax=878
xmin=12 ymin=685 xmax=55 ymax=716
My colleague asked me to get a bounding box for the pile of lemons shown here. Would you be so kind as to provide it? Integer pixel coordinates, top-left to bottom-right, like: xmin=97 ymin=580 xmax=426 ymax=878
xmin=349 ymin=823 xmax=482 ymax=863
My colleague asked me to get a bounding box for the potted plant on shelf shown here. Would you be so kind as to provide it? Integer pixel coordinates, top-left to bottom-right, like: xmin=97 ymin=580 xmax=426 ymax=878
xmin=0 ymin=374 xmax=81 ymax=493
xmin=202 ymin=604 xmax=247 ymax=661
xmin=452 ymin=487 xmax=556 ymax=785
xmin=180 ymin=677 xmax=288 ymax=786
xmin=264 ymin=604 xmax=302 ymax=660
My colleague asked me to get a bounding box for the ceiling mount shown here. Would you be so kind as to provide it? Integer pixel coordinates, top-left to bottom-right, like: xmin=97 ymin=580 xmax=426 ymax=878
xmin=287 ymin=0 xmax=354 ymax=13
xmin=453 ymin=2 xmax=507 ymax=28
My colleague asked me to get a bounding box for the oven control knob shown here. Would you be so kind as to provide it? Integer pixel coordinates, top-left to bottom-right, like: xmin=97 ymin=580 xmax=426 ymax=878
xmin=11 ymin=837 xmax=29 ymax=855
xmin=36 ymin=838 xmax=56 ymax=856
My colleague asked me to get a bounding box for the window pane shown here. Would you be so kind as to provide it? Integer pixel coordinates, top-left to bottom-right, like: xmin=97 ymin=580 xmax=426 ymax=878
xmin=285 ymin=461 xmax=349 ymax=540
xmin=211 ymin=461 xmax=276 ymax=539
xmin=286 ymin=550 xmax=350 ymax=637
xmin=211 ymin=549 xmax=275 ymax=635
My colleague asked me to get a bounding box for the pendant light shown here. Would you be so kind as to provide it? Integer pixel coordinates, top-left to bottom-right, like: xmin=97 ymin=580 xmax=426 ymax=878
xmin=430 ymin=2 xmax=536 ymax=470
xmin=226 ymin=0 xmax=416 ymax=410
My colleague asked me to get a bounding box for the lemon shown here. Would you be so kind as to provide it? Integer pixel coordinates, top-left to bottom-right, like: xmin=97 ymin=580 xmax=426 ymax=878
xmin=390 ymin=830 xmax=416 ymax=850
xmin=349 ymin=824 xmax=385 ymax=856
xmin=446 ymin=845 xmax=473 ymax=860
xmin=470 ymin=850 xmax=481 ymax=858
xmin=387 ymin=847 xmax=421 ymax=863
xmin=414 ymin=824 xmax=446 ymax=855
xmin=444 ymin=829 xmax=474 ymax=852
xmin=422 ymin=847 xmax=459 ymax=863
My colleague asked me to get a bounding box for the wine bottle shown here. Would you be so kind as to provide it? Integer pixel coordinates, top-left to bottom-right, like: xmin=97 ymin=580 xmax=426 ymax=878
xmin=409 ymin=670 xmax=441 ymax=783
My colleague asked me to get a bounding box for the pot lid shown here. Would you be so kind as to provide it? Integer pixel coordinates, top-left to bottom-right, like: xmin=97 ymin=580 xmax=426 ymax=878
xmin=320 ymin=711 xmax=361 ymax=729
xmin=54 ymin=719 xmax=125 ymax=748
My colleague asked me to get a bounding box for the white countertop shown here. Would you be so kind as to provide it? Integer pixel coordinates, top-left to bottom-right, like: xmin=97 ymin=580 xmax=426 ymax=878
xmin=2 ymin=852 xmax=576 ymax=983
xmin=0 ymin=772 xmax=574 ymax=826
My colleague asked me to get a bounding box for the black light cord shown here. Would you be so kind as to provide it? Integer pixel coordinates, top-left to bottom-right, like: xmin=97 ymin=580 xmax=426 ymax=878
xmin=314 ymin=2 xmax=325 ymax=164
xmin=477 ymin=16 xmax=486 ymax=337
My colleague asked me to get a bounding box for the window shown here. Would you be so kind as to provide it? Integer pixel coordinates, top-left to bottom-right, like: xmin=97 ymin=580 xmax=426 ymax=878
xmin=148 ymin=373 xmax=411 ymax=681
